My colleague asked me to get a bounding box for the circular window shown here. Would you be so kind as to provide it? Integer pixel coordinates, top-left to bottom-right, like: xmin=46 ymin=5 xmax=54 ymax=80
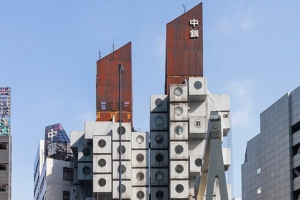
xmin=155 ymin=98 xmax=163 ymax=107
xmin=194 ymin=120 xmax=203 ymax=128
xmin=117 ymin=165 xmax=126 ymax=174
xmin=213 ymin=124 xmax=219 ymax=129
xmin=117 ymin=184 xmax=126 ymax=194
xmin=174 ymin=87 xmax=183 ymax=97
xmin=136 ymin=153 xmax=144 ymax=162
xmin=117 ymin=145 xmax=126 ymax=154
xmin=156 ymin=191 xmax=164 ymax=199
xmin=156 ymin=172 xmax=164 ymax=181
xmin=137 ymin=191 xmax=145 ymax=199
xmin=174 ymin=106 xmax=183 ymax=116
xmin=194 ymin=81 xmax=202 ymax=90
xmin=174 ymin=125 xmax=183 ymax=135
xmin=136 ymin=135 xmax=144 ymax=144
xmin=155 ymin=135 xmax=164 ymax=144
xmin=82 ymin=166 xmax=91 ymax=175
xmin=175 ymin=164 xmax=184 ymax=174
xmin=175 ymin=145 xmax=184 ymax=154
xmin=155 ymin=153 xmax=164 ymax=162
xmin=98 ymin=139 xmax=106 ymax=148
xmin=175 ymin=184 xmax=184 ymax=193
xmin=195 ymin=158 xmax=202 ymax=167
xmin=98 ymin=159 xmax=106 ymax=167
xmin=82 ymin=148 xmax=91 ymax=156
xmin=117 ymin=126 xmax=126 ymax=135
xmin=136 ymin=172 xmax=145 ymax=181
xmin=155 ymin=116 xmax=163 ymax=125
xmin=98 ymin=178 xmax=106 ymax=187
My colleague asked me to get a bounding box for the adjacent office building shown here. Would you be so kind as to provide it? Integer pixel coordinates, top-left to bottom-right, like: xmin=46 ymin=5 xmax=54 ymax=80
xmin=242 ymin=86 xmax=300 ymax=199
xmin=0 ymin=86 xmax=11 ymax=200
xmin=33 ymin=123 xmax=72 ymax=200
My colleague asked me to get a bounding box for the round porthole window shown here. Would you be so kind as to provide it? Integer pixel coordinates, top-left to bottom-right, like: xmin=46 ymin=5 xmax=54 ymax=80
xmin=136 ymin=153 xmax=145 ymax=162
xmin=194 ymin=81 xmax=202 ymax=90
xmin=175 ymin=184 xmax=184 ymax=193
xmin=174 ymin=106 xmax=183 ymax=116
xmin=213 ymin=124 xmax=219 ymax=129
xmin=155 ymin=98 xmax=164 ymax=107
xmin=82 ymin=166 xmax=91 ymax=175
xmin=174 ymin=87 xmax=183 ymax=96
xmin=117 ymin=165 xmax=126 ymax=174
xmin=137 ymin=191 xmax=145 ymax=199
xmin=155 ymin=116 xmax=163 ymax=125
xmin=98 ymin=139 xmax=106 ymax=148
xmin=156 ymin=191 xmax=164 ymax=199
xmin=98 ymin=178 xmax=106 ymax=187
xmin=195 ymin=158 xmax=202 ymax=167
xmin=117 ymin=184 xmax=126 ymax=194
xmin=117 ymin=145 xmax=126 ymax=154
xmin=194 ymin=120 xmax=203 ymax=128
xmin=155 ymin=153 xmax=164 ymax=162
xmin=117 ymin=126 xmax=126 ymax=135
xmin=175 ymin=145 xmax=184 ymax=154
xmin=155 ymin=135 xmax=164 ymax=144
xmin=98 ymin=159 xmax=106 ymax=167
xmin=136 ymin=135 xmax=144 ymax=144
xmin=175 ymin=164 xmax=184 ymax=174
xmin=136 ymin=172 xmax=145 ymax=181
xmin=174 ymin=125 xmax=183 ymax=135
xmin=82 ymin=148 xmax=91 ymax=156
xmin=156 ymin=172 xmax=164 ymax=181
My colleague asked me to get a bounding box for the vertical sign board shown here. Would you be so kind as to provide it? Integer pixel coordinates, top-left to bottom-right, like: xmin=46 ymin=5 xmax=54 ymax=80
xmin=44 ymin=123 xmax=72 ymax=161
xmin=0 ymin=87 xmax=11 ymax=136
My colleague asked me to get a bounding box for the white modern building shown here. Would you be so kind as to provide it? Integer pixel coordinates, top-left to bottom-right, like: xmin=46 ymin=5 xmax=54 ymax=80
xmin=34 ymin=124 xmax=72 ymax=200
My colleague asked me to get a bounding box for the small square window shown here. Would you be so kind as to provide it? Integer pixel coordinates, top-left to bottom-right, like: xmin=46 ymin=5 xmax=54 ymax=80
xmin=257 ymin=187 xmax=261 ymax=194
xmin=257 ymin=167 xmax=261 ymax=174
xmin=63 ymin=191 xmax=70 ymax=200
xmin=63 ymin=167 xmax=72 ymax=181
xmin=0 ymin=143 xmax=7 ymax=150
xmin=0 ymin=185 xmax=7 ymax=192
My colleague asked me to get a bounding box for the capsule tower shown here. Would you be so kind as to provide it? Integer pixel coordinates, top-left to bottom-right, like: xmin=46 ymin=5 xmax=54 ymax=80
xmin=149 ymin=3 xmax=232 ymax=200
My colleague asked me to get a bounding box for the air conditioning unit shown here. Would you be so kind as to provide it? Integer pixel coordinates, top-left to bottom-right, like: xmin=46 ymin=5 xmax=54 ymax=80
xmin=169 ymin=122 xmax=188 ymax=141
xmin=112 ymin=160 xmax=132 ymax=180
xmin=78 ymin=163 xmax=93 ymax=180
xmin=132 ymin=168 xmax=149 ymax=186
xmin=170 ymin=142 xmax=188 ymax=160
xmin=78 ymin=144 xmax=93 ymax=162
xmin=207 ymin=94 xmax=230 ymax=111
xmin=112 ymin=123 xmax=132 ymax=141
xmin=150 ymin=132 xmax=168 ymax=149
xmin=93 ymin=174 xmax=112 ymax=192
xmin=188 ymin=77 xmax=207 ymax=101
xmin=150 ymin=95 xmax=169 ymax=113
xmin=84 ymin=121 xmax=113 ymax=139
xmin=189 ymin=116 xmax=207 ymax=139
xmin=132 ymin=150 xmax=149 ymax=168
xmin=150 ymin=150 xmax=168 ymax=168
xmin=170 ymin=180 xmax=189 ymax=199
xmin=132 ymin=187 xmax=149 ymax=200
xmin=189 ymin=154 xmax=202 ymax=177
xmin=150 ymin=168 xmax=169 ymax=186
xmin=93 ymin=135 xmax=112 ymax=154
xmin=150 ymin=187 xmax=168 ymax=200
xmin=169 ymin=84 xmax=188 ymax=102
xmin=150 ymin=113 xmax=168 ymax=131
xmin=93 ymin=154 xmax=111 ymax=173
xmin=112 ymin=180 xmax=132 ymax=199
xmin=131 ymin=132 xmax=149 ymax=149
xmin=222 ymin=148 xmax=231 ymax=171
xmin=170 ymin=160 xmax=189 ymax=179
xmin=169 ymin=103 xmax=188 ymax=121
xmin=112 ymin=142 xmax=131 ymax=160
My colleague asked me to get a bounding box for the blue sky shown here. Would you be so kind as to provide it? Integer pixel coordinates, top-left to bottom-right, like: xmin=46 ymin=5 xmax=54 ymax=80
xmin=1 ymin=0 xmax=300 ymax=199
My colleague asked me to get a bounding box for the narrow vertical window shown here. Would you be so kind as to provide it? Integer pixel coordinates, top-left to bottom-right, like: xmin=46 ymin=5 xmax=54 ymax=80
xmin=63 ymin=191 xmax=70 ymax=200
xmin=63 ymin=167 xmax=72 ymax=181
xmin=257 ymin=167 xmax=261 ymax=174
xmin=257 ymin=187 xmax=261 ymax=194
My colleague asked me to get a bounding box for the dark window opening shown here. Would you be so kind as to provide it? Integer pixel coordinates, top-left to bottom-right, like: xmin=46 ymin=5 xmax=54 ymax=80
xmin=292 ymin=121 xmax=300 ymax=134
xmin=63 ymin=191 xmax=70 ymax=200
xmin=63 ymin=167 xmax=72 ymax=181
xmin=0 ymin=164 xmax=6 ymax=170
xmin=0 ymin=185 xmax=6 ymax=192
xmin=0 ymin=143 xmax=7 ymax=150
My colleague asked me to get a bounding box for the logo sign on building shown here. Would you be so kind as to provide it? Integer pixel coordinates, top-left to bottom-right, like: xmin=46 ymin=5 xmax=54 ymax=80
xmin=189 ymin=19 xmax=199 ymax=38
xmin=0 ymin=87 xmax=11 ymax=136
xmin=44 ymin=123 xmax=72 ymax=161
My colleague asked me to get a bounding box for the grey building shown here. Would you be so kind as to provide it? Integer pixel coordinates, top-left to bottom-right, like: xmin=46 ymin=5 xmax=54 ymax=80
xmin=0 ymin=87 xmax=11 ymax=200
xmin=242 ymin=86 xmax=300 ymax=199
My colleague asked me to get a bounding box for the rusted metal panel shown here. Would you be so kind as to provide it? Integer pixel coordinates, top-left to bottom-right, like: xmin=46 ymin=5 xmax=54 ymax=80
xmin=96 ymin=42 xmax=133 ymax=124
xmin=96 ymin=112 xmax=132 ymax=123
xmin=165 ymin=3 xmax=203 ymax=94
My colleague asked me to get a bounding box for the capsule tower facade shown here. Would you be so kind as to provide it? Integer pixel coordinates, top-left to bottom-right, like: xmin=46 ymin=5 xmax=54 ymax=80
xmin=149 ymin=3 xmax=232 ymax=199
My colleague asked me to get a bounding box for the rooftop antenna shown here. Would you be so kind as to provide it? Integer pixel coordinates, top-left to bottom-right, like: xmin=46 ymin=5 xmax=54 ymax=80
xmin=98 ymin=48 xmax=101 ymax=59
xmin=112 ymin=38 xmax=115 ymax=52
xmin=182 ymin=3 xmax=186 ymax=13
